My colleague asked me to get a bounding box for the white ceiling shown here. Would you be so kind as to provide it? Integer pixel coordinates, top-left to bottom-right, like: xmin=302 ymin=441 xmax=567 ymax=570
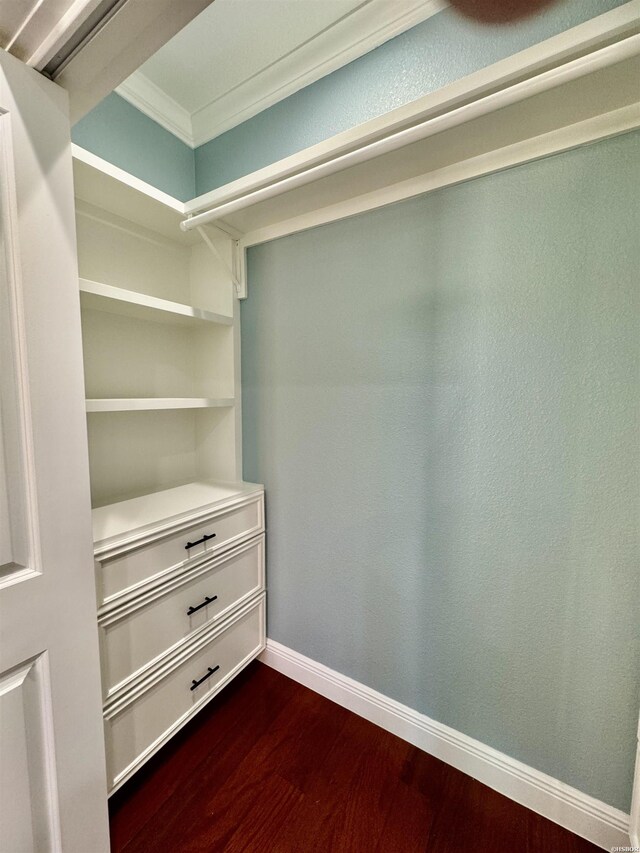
xmin=117 ymin=0 xmax=446 ymax=148
xmin=139 ymin=0 xmax=364 ymax=114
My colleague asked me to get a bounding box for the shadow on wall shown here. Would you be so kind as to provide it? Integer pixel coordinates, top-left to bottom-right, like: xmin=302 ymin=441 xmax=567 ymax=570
xmin=241 ymin=131 xmax=640 ymax=813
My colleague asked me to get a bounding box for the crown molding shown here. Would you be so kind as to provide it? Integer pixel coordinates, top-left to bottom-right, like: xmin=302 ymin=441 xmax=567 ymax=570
xmin=115 ymin=0 xmax=447 ymax=149
xmin=190 ymin=0 xmax=447 ymax=147
xmin=117 ymin=71 xmax=194 ymax=146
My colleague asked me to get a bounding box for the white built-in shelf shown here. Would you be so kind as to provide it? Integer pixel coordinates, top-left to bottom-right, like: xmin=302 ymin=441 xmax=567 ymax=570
xmin=79 ymin=279 xmax=233 ymax=327
xmin=86 ymin=398 xmax=234 ymax=413
xmin=179 ymin=9 xmax=640 ymax=248
xmin=92 ymin=479 xmax=263 ymax=549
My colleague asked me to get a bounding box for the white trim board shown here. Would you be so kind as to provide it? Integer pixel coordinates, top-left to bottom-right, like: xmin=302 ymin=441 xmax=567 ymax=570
xmin=238 ymin=103 xmax=640 ymax=250
xmin=115 ymin=0 xmax=446 ymax=148
xmin=260 ymin=640 xmax=631 ymax=852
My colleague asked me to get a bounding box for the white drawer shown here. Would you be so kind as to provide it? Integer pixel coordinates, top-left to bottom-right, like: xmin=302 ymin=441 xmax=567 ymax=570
xmin=99 ymin=536 xmax=265 ymax=696
xmin=97 ymin=493 xmax=264 ymax=603
xmin=104 ymin=596 xmax=265 ymax=792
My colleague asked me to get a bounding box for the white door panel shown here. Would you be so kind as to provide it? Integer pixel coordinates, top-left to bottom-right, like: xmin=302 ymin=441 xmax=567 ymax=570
xmin=0 ymin=50 xmax=109 ymax=852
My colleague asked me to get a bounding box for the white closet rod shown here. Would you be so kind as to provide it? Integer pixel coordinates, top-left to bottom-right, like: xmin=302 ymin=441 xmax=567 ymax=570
xmin=180 ymin=33 xmax=640 ymax=233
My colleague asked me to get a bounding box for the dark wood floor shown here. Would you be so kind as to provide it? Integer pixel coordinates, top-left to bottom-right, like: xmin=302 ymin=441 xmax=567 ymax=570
xmin=109 ymin=661 xmax=599 ymax=852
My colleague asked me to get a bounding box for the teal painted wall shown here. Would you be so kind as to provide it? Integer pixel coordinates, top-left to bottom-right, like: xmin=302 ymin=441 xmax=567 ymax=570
xmin=72 ymin=93 xmax=195 ymax=201
xmin=241 ymin=131 xmax=640 ymax=811
xmin=194 ymin=0 xmax=627 ymax=194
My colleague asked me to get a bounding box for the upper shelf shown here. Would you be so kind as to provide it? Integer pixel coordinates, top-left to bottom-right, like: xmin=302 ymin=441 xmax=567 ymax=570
xmin=79 ymin=279 xmax=233 ymax=328
xmin=72 ymin=146 xmax=198 ymax=246
xmin=71 ymin=5 xmax=640 ymax=257
xmin=181 ymin=7 xmax=640 ymax=246
xmin=86 ymin=398 xmax=234 ymax=412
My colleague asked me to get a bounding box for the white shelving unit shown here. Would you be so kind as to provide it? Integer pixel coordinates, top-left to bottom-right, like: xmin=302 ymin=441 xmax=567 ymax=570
xmin=73 ymin=153 xmax=245 ymax=517
xmin=73 ymin=149 xmax=266 ymax=796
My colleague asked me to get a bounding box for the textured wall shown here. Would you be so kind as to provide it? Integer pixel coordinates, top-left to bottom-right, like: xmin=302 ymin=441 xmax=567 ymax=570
xmin=241 ymin=131 xmax=640 ymax=811
xmin=195 ymin=0 xmax=627 ymax=194
xmin=72 ymin=93 xmax=195 ymax=201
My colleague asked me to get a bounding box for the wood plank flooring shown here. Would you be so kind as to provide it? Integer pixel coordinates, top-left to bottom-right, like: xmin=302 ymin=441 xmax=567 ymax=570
xmin=109 ymin=662 xmax=600 ymax=852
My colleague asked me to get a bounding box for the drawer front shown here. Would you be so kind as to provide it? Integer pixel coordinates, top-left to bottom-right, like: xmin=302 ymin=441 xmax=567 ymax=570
xmin=100 ymin=536 xmax=265 ymax=696
xmin=105 ymin=596 xmax=265 ymax=791
xmin=98 ymin=494 xmax=264 ymax=603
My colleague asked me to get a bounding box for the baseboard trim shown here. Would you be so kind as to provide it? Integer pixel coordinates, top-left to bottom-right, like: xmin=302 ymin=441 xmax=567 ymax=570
xmin=260 ymin=639 xmax=630 ymax=851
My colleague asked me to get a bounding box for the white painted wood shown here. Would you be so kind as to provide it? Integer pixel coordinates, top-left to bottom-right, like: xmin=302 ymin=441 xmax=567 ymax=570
xmin=85 ymin=397 xmax=234 ymax=412
xmin=96 ymin=493 xmax=264 ymax=602
xmin=85 ymin=410 xmax=236 ymax=508
xmin=182 ymin=35 xmax=640 ymax=235
xmin=82 ymin=315 xmax=234 ymax=400
xmin=75 ymin=150 xmax=243 ymax=506
xmin=184 ymin=1 xmax=640 ymax=218
xmin=99 ymin=534 xmax=265 ymax=695
xmin=240 ymin=103 xmax=640 ymax=250
xmin=0 ymin=657 xmax=62 ymax=851
xmin=261 ymin=640 xmax=631 ymax=852
xmin=118 ymin=0 xmax=445 ymax=147
xmin=73 ymin=144 xmax=187 ymax=217
xmin=93 ymin=480 xmax=263 ymax=548
xmin=75 ymin=135 xmax=264 ymax=792
xmin=79 ymin=279 xmax=233 ymax=327
xmin=105 ymin=595 xmax=265 ymax=792
xmin=76 ymin=202 xmax=194 ymax=305
xmin=1 ymin=0 xmax=103 ymax=67
xmin=0 ymin=50 xmax=109 ymax=852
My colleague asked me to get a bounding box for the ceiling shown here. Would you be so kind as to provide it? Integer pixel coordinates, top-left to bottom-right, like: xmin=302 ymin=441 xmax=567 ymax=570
xmin=116 ymin=0 xmax=446 ymax=148
xmin=1 ymin=0 xmax=216 ymax=121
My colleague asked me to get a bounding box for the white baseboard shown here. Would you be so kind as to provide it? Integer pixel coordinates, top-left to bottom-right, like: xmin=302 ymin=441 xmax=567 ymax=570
xmin=260 ymin=639 xmax=630 ymax=851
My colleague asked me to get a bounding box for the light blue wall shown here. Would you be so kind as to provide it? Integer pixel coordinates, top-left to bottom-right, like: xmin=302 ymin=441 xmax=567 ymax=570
xmin=241 ymin=131 xmax=640 ymax=812
xmin=72 ymin=93 xmax=196 ymax=201
xmin=195 ymin=0 xmax=627 ymax=194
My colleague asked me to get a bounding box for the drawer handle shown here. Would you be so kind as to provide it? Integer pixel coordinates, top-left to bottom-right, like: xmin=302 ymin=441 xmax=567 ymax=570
xmin=186 ymin=595 xmax=218 ymax=616
xmin=190 ymin=665 xmax=220 ymax=691
xmin=185 ymin=532 xmax=216 ymax=551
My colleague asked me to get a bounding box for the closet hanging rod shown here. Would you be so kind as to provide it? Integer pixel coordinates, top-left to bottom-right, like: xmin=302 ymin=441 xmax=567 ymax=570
xmin=180 ymin=33 xmax=640 ymax=233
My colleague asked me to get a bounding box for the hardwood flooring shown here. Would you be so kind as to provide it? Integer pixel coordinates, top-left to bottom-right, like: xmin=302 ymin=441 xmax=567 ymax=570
xmin=109 ymin=662 xmax=600 ymax=852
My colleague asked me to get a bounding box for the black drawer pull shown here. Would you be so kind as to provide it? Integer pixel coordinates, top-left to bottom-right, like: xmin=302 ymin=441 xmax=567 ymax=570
xmin=187 ymin=595 xmax=218 ymax=616
xmin=190 ymin=665 xmax=220 ymax=691
xmin=185 ymin=532 xmax=216 ymax=551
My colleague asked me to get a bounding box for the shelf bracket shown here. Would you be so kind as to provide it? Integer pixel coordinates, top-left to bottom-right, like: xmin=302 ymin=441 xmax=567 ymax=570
xmin=196 ymin=225 xmax=244 ymax=298
xmin=233 ymin=240 xmax=247 ymax=300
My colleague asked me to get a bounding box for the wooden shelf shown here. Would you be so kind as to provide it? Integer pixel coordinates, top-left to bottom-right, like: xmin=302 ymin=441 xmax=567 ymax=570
xmin=180 ymin=18 xmax=639 ymax=250
xmin=86 ymin=398 xmax=234 ymax=412
xmin=92 ymin=479 xmax=263 ymax=548
xmin=80 ymin=279 xmax=233 ymax=328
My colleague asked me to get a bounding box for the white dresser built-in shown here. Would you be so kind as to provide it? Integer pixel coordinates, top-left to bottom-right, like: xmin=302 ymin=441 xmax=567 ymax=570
xmin=72 ymin=150 xmax=265 ymax=794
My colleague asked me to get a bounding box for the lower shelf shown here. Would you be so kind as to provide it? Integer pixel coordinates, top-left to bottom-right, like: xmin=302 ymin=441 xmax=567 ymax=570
xmin=92 ymin=479 xmax=264 ymax=548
